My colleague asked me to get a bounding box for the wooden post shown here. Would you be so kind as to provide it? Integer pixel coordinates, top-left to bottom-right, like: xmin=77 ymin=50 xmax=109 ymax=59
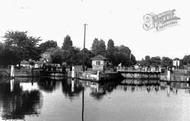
xmin=10 ymin=65 xmax=15 ymax=78
xmin=71 ymin=66 xmax=75 ymax=79
xmin=97 ymin=71 xmax=100 ymax=81
xmin=167 ymin=70 xmax=171 ymax=81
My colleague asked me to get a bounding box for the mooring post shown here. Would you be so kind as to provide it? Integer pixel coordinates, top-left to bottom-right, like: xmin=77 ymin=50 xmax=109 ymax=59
xmin=71 ymin=66 xmax=75 ymax=79
xmin=10 ymin=65 xmax=15 ymax=78
xmin=97 ymin=71 xmax=100 ymax=81
xmin=167 ymin=70 xmax=171 ymax=81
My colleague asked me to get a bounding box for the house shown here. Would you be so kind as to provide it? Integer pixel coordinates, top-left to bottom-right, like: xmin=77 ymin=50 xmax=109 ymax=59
xmin=173 ymin=58 xmax=180 ymax=68
xmin=91 ymin=55 xmax=107 ymax=71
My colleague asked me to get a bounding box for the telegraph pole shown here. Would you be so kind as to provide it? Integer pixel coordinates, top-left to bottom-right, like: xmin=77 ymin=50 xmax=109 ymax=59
xmin=83 ymin=24 xmax=87 ymax=71
xmin=83 ymin=24 xmax=87 ymax=49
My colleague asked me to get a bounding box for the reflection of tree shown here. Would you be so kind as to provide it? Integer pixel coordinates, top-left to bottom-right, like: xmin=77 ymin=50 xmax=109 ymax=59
xmin=0 ymin=82 xmax=42 ymax=120
xmin=37 ymin=78 xmax=59 ymax=93
xmin=61 ymin=79 xmax=84 ymax=99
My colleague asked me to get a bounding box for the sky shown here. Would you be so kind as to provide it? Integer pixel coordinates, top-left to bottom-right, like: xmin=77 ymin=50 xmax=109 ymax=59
xmin=0 ymin=0 xmax=189 ymax=60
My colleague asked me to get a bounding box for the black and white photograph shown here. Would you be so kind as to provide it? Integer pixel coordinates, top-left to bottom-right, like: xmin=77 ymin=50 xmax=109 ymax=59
xmin=0 ymin=0 xmax=189 ymax=121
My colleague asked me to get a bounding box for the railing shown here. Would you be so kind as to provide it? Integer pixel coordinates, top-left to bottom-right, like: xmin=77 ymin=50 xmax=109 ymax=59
xmin=117 ymin=67 xmax=161 ymax=73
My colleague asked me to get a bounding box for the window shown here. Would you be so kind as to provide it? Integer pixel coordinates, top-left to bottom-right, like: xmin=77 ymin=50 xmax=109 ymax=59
xmin=96 ymin=61 xmax=100 ymax=66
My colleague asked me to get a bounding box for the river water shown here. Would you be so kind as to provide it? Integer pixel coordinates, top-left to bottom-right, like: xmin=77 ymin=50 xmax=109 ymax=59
xmin=0 ymin=78 xmax=190 ymax=121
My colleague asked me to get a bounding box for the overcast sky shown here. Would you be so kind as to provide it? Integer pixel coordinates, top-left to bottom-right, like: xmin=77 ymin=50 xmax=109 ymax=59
xmin=0 ymin=0 xmax=189 ymax=60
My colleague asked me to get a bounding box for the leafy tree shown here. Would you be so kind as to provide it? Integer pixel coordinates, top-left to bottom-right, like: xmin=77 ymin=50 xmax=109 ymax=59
xmin=106 ymin=39 xmax=115 ymax=64
xmin=161 ymin=57 xmax=173 ymax=68
xmin=111 ymin=45 xmax=135 ymax=66
xmin=39 ymin=40 xmax=57 ymax=53
xmin=99 ymin=39 xmax=106 ymax=56
xmin=80 ymin=48 xmax=94 ymax=67
xmin=66 ymin=47 xmax=81 ymax=65
xmin=91 ymin=38 xmax=106 ymax=56
xmin=150 ymin=56 xmax=161 ymax=66
xmin=62 ymin=35 xmax=73 ymax=50
xmin=144 ymin=55 xmax=151 ymax=66
xmin=130 ymin=54 xmax=137 ymax=66
xmin=117 ymin=45 xmax=131 ymax=56
xmin=182 ymin=55 xmax=190 ymax=65
xmin=50 ymin=47 xmax=81 ymax=66
xmin=0 ymin=45 xmax=20 ymax=66
xmin=107 ymin=39 xmax=115 ymax=54
xmin=50 ymin=48 xmax=69 ymax=64
xmin=91 ymin=38 xmax=99 ymax=55
xmin=3 ymin=31 xmax=41 ymax=64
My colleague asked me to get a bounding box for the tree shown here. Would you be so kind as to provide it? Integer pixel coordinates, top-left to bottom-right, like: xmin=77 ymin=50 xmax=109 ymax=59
xmin=161 ymin=57 xmax=173 ymax=68
xmin=107 ymin=39 xmax=115 ymax=55
xmin=91 ymin=38 xmax=99 ymax=55
xmin=39 ymin=40 xmax=57 ymax=53
xmin=3 ymin=31 xmax=41 ymax=63
xmin=80 ymin=48 xmax=94 ymax=67
xmin=91 ymin=38 xmax=106 ymax=56
xmin=66 ymin=47 xmax=81 ymax=65
xmin=182 ymin=55 xmax=190 ymax=65
xmin=50 ymin=48 xmax=69 ymax=64
xmin=150 ymin=56 xmax=161 ymax=66
xmin=111 ymin=45 xmax=136 ymax=66
xmin=99 ymin=39 xmax=106 ymax=56
xmin=0 ymin=45 xmax=20 ymax=66
xmin=117 ymin=45 xmax=131 ymax=56
xmin=130 ymin=54 xmax=137 ymax=66
xmin=106 ymin=39 xmax=115 ymax=63
xmin=144 ymin=55 xmax=151 ymax=66
xmin=62 ymin=35 xmax=73 ymax=50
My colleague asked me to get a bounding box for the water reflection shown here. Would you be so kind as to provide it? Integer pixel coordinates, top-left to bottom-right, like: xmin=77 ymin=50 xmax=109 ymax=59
xmin=88 ymin=80 xmax=121 ymax=100
xmin=0 ymin=80 xmax=43 ymax=120
xmin=118 ymin=79 xmax=190 ymax=96
xmin=37 ymin=77 xmax=60 ymax=93
xmin=0 ymin=77 xmax=190 ymax=121
xmin=61 ymin=78 xmax=84 ymax=99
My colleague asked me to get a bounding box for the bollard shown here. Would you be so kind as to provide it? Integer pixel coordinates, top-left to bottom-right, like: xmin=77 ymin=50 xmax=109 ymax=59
xmin=97 ymin=71 xmax=100 ymax=81
xmin=71 ymin=66 xmax=75 ymax=79
xmin=10 ymin=65 xmax=15 ymax=78
xmin=167 ymin=70 xmax=171 ymax=81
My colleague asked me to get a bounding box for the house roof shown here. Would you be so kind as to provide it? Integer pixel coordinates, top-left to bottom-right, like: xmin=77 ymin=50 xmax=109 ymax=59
xmin=91 ymin=55 xmax=107 ymax=60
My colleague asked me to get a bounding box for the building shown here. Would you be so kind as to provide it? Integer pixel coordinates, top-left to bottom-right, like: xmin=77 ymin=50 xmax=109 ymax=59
xmin=91 ymin=55 xmax=107 ymax=71
xmin=173 ymin=58 xmax=180 ymax=69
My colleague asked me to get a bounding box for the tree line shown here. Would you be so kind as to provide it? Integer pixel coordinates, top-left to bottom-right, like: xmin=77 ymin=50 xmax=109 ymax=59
xmin=0 ymin=31 xmax=136 ymax=68
xmin=139 ymin=55 xmax=190 ymax=68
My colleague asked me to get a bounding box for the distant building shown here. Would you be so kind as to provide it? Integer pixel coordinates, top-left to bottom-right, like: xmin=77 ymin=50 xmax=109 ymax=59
xmin=91 ymin=55 xmax=107 ymax=71
xmin=173 ymin=58 xmax=180 ymax=68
